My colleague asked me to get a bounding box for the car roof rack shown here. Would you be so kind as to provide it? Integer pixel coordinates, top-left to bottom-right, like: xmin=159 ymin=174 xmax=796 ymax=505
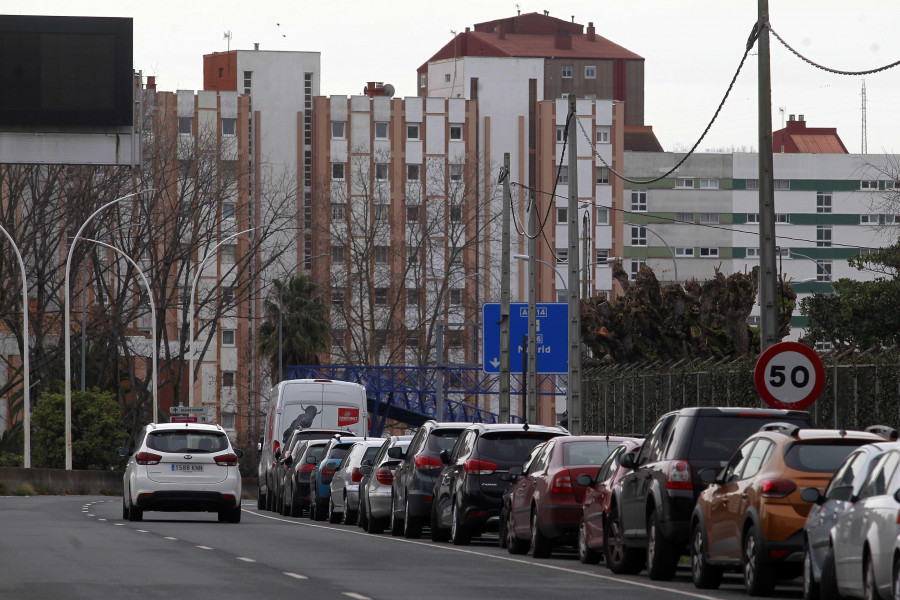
xmin=865 ymin=425 xmax=900 ymax=441
xmin=759 ymin=422 xmax=802 ymax=436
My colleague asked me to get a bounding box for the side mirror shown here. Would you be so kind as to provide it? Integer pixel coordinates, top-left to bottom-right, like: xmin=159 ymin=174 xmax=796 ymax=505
xmin=283 ymin=455 xmax=293 ymax=468
xmin=893 ymin=488 xmax=900 ymax=504
xmin=576 ymin=474 xmax=592 ymax=487
xmin=235 ymin=448 xmax=244 ymax=459
xmin=388 ymin=447 xmax=404 ymax=459
xmin=439 ymin=449 xmax=450 ymax=465
xmin=699 ymin=468 xmax=719 ymax=484
xmin=619 ymin=452 xmax=637 ymax=470
xmin=117 ymin=447 xmax=129 ymax=457
xmin=802 ymin=487 xmax=824 ymax=504
xmin=359 ymin=465 xmax=373 ymax=476
xmin=306 ymin=455 xmax=319 ymax=465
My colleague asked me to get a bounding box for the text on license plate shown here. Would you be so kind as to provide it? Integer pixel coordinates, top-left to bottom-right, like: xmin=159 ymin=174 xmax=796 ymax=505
xmin=171 ymin=464 xmax=203 ymax=472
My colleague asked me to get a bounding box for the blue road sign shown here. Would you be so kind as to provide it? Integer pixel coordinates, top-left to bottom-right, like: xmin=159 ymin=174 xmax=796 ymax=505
xmin=482 ymin=302 xmax=568 ymax=374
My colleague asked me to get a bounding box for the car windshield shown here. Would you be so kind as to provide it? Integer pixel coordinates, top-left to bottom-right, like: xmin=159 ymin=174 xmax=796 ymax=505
xmin=784 ymin=442 xmax=868 ymax=473
xmin=476 ymin=432 xmax=562 ymax=464
xmin=687 ymin=417 xmax=809 ymax=462
xmin=147 ymin=431 xmax=229 ymax=454
xmin=563 ymin=441 xmax=618 ymax=466
xmin=326 ymin=445 xmax=352 ymax=461
xmin=427 ymin=429 xmax=465 ymax=453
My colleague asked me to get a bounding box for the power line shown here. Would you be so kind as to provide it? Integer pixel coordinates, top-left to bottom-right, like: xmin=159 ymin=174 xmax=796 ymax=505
xmin=768 ymin=23 xmax=900 ymax=77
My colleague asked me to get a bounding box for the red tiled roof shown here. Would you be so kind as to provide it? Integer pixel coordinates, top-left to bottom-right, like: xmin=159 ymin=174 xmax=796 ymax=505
xmin=790 ymin=134 xmax=847 ymax=154
xmin=467 ymin=31 xmax=643 ymax=60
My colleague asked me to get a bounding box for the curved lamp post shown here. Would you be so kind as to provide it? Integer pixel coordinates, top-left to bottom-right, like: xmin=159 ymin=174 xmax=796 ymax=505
xmin=65 ymin=189 xmax=153 ymax=470
xmin=513 ymin=254 xmax=568 ymax=291
xmin=82 ymin=238 xmax=158 ymax=424
xmin=623 ymin=222 xmax=678 ymax=284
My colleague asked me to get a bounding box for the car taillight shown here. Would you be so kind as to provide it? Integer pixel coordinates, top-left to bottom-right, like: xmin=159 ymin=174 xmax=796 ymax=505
xmin=760 ymin=479 xmax=796 ymax=498
xmin=666 ymin=460 xmax=692 ymax=490
xmin=322 ymin=464 xmax=337 ymax=477
xmin=273 ymin=440 xmax=280 ymax=456
xmin=375 ymin=468 xmax=394 ymax=485
xmin=464 ymin=459 xmax=498 ymax=475
xmin=414 ymin=455 xmax=443 ymax=471
xmin=351 ymin=467 xmax=363 ymax=482
xmin=136 ymin=452 xmax=161 ymax=465
xmin=215 ymin=453 xmax=239 ymax=467
xmin=298 ymin=463 xmax=315 ymax=473
xmin=550 ymin=469 xmax=573 ymax=494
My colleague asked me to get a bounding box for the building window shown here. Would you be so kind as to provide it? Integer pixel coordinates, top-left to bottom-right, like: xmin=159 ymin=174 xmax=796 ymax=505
xmin=746 ymin=213 xmax=760 ymax=224
xmin=596 ymin=166 xmax=609 ymax=184
xmin=332 ymin=163 xmax=345 ymax=180
xmin=221 ymin=287 xmax=235 ymax=303
xmin=375 ymin=122 xmax=389 ymax=139
xmin=445 ymin=73 xmax=451 ymax=83
xmin=860 ymin=180 xmax=878 ymax=190
xmin=561 ymin=65 xmax=573 ymax=78
xmin=407 ymin=124 xmax=420 ymax=140
xmin=675 ymin=247 xmax=694 ymax=257
xmin=631 ymin=226 xmax=647 ymax=246
xmin=748 ymin=316 xmax=760 ymax=327
xmin=331 ymin=121 xmax=346 ymax=139
xmin=886 ymin=214 xmax=900 ymax=225
xmin=631 ymin=190 xmax=647 ymax=212
xmin=595 ymin=249 xmax=610 ymax=263
xmin=374 ymin=288 xmax=388 ymax=306
xmin=675 ymin=177 xmax=694 ymax=189
xmin=596 ymin=128 xmax=609 ymax=143
xmin=408 ymin=248 xmax=419 ymax=265
xmin=406 ymin=206 xmax=419 ymax=223
xmin=419 ymin=73 xmax=426 ymax=88
xmin=407 ymin=164 xmax=420 ymax=181
xmin=221 ymin=412 xmax=235 ymax=429
xmin=746 ymin=179 xmax=759 ymax=190
xmin=885 ymin=181 xmax=900 ymax=190
xmin=630 ymin=260 xmax=646 ymax=280
xmin=699 ymin=247 xmax=719 ymax=257
xmin=222 ymin=329 xmax=235 ymax=346
xmin=557 ymin=166 xmax=569 ymax=184
xmin=221 ymin=244 xmax=236 ymax=264
xmin=449 ymin=125 xmax=463 ymax=140
xmin=746 ymin=247 xmax=760 ymax=257
xmin=375 ymin=163 xmax=388 ymax=180
xmin=221 ymin=118 xmax=236 ymax=136
xmin=557 ymin=206 xmax=568 ymax=224
xmin=450 ymin=164 xmax=463 ymax=181
xmin=814 ymin=339 xmax=834 ymax=352
xmin=375 ymin=205 xmax=389 ymax=222
xmin=817 ymin=260 xmax=832 ymax=282
xmin=449 ymin=289 xmax=462 ymax=306
xmin=222 ymin=202 xmax=236 ymax=220
xmin=860 ymin=214 xmax=878 ymax=225
xmin=449 ymin=205 xmax=462 ymax=223
xmin=774 ymin=179 xmax=790 ymax=190
xmin=243 ymin=71 xmax=252 ymax=93
xmin=331 ymin=244 xmax=345 ymax=264
xmin=406 ymin=288 xmax=419 ymax=307
xmin=556 ymin=249 xmax=568 ymax=264
xmin=817 ymin=192 xmax=832 ymax=213
xmin=699 ymin=213 xmax=719 ymax=224
xmin=699 ymin=178 xmax=718 ymax=189
xmin=406 ymin=329 xmax=421 ymax=348
xmin=375 ymin=246 xmax=389 ymax=264
xmin=556 ymin=126 xmax=565 ymax=143
xmin=447 ymin=330 xmax=463 ymax=349
xmin=817 ymin=225 xmax=832 ymax=247
xmin=331 ymin=287 xmax=344 ymax=305
xmin=675 ymin=212 xmax=693 ymax=223
xmin=585 ymin=65 xmax=597 ymax=79
xmin=222 ymin=371 xmax=235 ymax=388
xmin=775 ymin=213 xmax=791 ymax=224
xmin=332 ymin=203 xmax=346 ymax=221
xmin=178 ymin=117 xmax=192 ymax=134
xmin=597 ymin=207 xmax=609 ymax=224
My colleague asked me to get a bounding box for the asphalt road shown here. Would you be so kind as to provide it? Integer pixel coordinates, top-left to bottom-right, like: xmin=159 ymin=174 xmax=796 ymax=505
xmin=0 ymin=496 xmax=804 ymax=600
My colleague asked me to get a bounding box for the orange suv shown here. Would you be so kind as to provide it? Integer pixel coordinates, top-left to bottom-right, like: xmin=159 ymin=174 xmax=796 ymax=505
xmin=689 ymin=423 xmax=882 ymax=596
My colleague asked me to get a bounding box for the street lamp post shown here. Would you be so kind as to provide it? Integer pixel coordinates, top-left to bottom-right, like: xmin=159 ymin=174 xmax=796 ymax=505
xmin=277 ymin=253 xmax=329 ymax=383
xmin=513 ymin=255 xmax=568 ymax=291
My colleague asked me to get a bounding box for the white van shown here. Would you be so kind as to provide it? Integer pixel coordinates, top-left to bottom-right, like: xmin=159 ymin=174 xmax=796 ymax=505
xmin=257 ymin=379 xmax=368 ymax=510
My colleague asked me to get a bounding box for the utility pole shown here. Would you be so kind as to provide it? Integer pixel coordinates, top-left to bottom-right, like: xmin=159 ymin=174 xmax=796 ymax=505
xmin=757 ymin=0 xmax=779 ymax=352
xmin=567 ymin=94 xmax=583 ymax=435
xmin=500 ymin=154 xmax=512 ymax=422
xmin=582 ymin=211 xmax=589 ymax=300
xmin=527 ymin=192 xmax=537 ymax=424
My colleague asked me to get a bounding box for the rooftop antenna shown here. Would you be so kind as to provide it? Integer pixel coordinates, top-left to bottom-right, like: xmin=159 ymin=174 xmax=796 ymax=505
xmin=778 ymin=106 xmax=785 ymax=129
xmin=224 ymin=30 xmax=232 ymax=52
xmin=861 ymin=79 xmax=868 ymax=154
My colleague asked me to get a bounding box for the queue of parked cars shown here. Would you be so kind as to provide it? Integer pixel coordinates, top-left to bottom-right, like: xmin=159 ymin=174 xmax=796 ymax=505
xmin=248 ymin=409 xmax=900 ymax=600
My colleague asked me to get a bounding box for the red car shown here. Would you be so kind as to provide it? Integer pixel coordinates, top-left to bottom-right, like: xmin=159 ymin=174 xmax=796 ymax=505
xmin=577 ymin=438 xmax=643 ymax=564
xmin=505 ymin=435 xmax=632 ymax=558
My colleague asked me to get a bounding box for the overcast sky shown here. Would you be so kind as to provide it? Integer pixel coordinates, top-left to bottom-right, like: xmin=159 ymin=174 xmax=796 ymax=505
xmin=13 ymin=0 xmax=900 ymax=154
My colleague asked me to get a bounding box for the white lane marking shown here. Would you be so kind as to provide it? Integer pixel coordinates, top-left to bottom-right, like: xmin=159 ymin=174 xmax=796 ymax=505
xmin=196 ymin=545 xmax=213 ymax=550
xmin=86 ymin=514 xmax=95 ymax=517
xmin=164 ymin=537 xmax=178 ymax=541
xmin=98 ymin=518 xmax=107 ymax=522
xmin=343 ymin=594 xmax=371 ymax=600
xmin=244 ymin=509 xmax=721 ymax=600
xmin=284 ymin=572 xmax=308 ymax=580
xmin=114 ymin=523 xmax=125 ymax=526
xmin=136 ymin=530 xmax=149 ymax=533
xmin=236 ymin=557 xmax=256 ymax=563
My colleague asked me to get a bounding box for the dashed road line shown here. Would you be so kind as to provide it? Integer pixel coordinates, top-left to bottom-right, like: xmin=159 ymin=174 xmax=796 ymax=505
xmin=343 ymin=594 xmax=371 ymax=600
xmin=236 ymin=557 xmax=256 ymax=563
xmin=284 ymin=572 xmax=308 ymax=580
xmin=196 ymin=545 xmax=213 ymax=550
xmin=164 ymin=537 xmax=178 ymax=541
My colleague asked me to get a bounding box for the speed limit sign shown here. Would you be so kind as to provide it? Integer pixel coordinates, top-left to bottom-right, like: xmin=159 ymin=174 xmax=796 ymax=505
xmin=754 ymin=341 xmax=825 ymax=410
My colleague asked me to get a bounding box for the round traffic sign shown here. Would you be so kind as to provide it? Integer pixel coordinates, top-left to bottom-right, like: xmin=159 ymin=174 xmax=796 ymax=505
xmin=754 ymin=341 xmax=825 ymax=410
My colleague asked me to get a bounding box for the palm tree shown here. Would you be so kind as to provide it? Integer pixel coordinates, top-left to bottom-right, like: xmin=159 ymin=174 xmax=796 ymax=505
xmin=258 ymin=275 xmax=329 ymax=382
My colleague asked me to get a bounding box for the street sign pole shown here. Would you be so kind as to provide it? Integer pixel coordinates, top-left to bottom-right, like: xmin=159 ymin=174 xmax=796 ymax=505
xmin=567 ymin=94 xmax=583 ymax=435
xmin=500 ymin=153 xmax=512 ymax=423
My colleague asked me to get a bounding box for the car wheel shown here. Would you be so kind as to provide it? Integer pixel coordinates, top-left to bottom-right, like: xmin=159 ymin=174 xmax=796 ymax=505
xmin=122 ymin=495 xmax=129 ymax=520
xmin=265 ymin=479 xmax=274 ymax=511
xmin=430 ymin=498 xmax=450 ymax=543
xmin=820 ymin=547 xmax=840 ymax=600
xmin=403 ymin=499 xmax=422 ymax=539
xmin=743 ymin=527 xmax=776 ymax=596
xmin=275 ymin=487 xmax=283 ymax=514
xmin=450 ymin=501 xmax=471 ymax=546
xmin=281 ymin=489 xmax=291 ymax=516
xmin=603 ymin=506 xmax=643 ymax=574
xmin=691 ymin=522 xmax=723 ymax=589
xmin=530 ymin=509 xmax=553 ymax=558
xmin=891 ymin=555 xmax=900 ymax=600
xmin=578 ymin=520 xmax=602 ymax=565
xmin=343 ymin=495 xmax=357 ymax=526
xmin=367 ymin=513 xmax=386 ymax=534
xmin=314 ymin=492 xmax=328 ymax=522
xmin=128 ymin=504 xmax=143 ymax=522
xmin=219 ymin=506 xmax=241 ymax=523
xmin=506 ymin=505 xmax=528 ymax=554
xmin=866 ymin=554 xmax=882 ymax=600
xmin=803 ymin=542 xmax=820 ymax=600
xmin=647 ymin=509 xmax=679 ymax=580
xmin=308 ymin=489 xmax=317 ymax=520
xmin=257 ymin=487 xmax=266 ymax=510
xmin=358 ymin=497 xmax=369 ymax=530
xmin=289 ymin=489 xmax=300 ymax=517
xmin=390 ymin=503 xmax=404 ymax=536
xmin=328 ymin=496 xmax=341 ymax=524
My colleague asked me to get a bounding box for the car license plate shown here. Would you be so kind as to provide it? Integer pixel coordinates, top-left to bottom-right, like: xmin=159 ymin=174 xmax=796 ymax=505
xmin=171 ymin=464 xmax=203 ymax=472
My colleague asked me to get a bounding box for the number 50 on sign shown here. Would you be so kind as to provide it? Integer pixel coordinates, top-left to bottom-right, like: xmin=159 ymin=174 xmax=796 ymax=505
xmin=754 ymin=341 xmax=825 ymax=411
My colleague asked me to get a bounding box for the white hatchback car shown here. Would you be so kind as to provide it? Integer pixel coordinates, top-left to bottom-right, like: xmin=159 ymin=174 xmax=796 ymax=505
xmin=119 ymin=423 xmax=243 ymax=523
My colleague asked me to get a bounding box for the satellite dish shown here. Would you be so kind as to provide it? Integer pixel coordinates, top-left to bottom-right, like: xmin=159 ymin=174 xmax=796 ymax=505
xmin=363 ymin=85 xmax=368 ymax=95
xmin=383 ymin=83 xmax=395 ymax=98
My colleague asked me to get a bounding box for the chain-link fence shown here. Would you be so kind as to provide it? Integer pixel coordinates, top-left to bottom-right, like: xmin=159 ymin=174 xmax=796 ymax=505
xmin=583 ymin=353 xmax=900 ymax=436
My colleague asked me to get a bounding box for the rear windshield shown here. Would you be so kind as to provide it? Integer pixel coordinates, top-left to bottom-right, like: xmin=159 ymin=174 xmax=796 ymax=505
xmin=687 ymin=417 xmax=809 ymax=462
xmin=784 ymin=442 xmax=867 ymax=473
xmin=325 ymin=444 xmax=352 ymax=461
xmin=304 ymin=445 xmax=326 ymax=462
xmin=427 ymin=429 xmax=465 ymax=454
xmin=563 ymin=441 xmax=618 ymax=466
xmin=476 ymin=432 xmax=562 ymax=464
xmin=147 ymin=431 xmax=229 ymax=454
xmin=362 ymin=446 xmax=380 ymax=463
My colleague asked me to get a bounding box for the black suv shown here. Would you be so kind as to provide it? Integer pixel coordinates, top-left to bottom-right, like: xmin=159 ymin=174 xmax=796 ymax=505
xmin=390 ymin=421 xmax=467 ymax=538
xmin=605 ymin=407 xmax=812 ymax=580
xmin=431 ymin=423 xmax=569 ymax=545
